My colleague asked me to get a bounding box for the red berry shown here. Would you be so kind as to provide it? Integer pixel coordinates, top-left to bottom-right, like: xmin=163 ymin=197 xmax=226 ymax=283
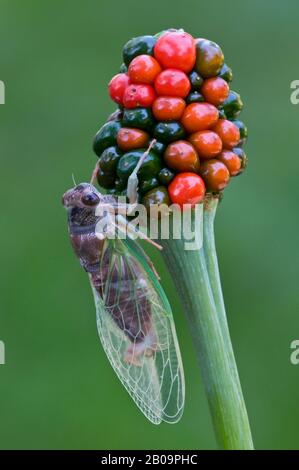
xmin=201 ymin=77 xmax=229 ymax=106
xmin=152 ymin=97 xmax=186 ymax=121
xmin=200 ymin=159 xmax=230 ymax=192
xmin=108 ymin=73 xmax=130 ymax=105
xmin=128 ymin=55 xmax=162 ymax=84
xmin=168 ymin=172 xmax=206 ymax=208
xmin=155 ymin=69 xmax=191 ymax=98
xmin=181 ymin=102 xmax=219 ymax=133
xmin=189 ymin=130 xmax=222 ymax=159
xmin=154 ymin=31 xmax=196 ymax=73
xmin=123 ymin=84 xmax=156 ymax=108
xmin=218 ymin=150 xmax=242 ymax=176
xmin=164 ymin=140 xmax=200 ymax=172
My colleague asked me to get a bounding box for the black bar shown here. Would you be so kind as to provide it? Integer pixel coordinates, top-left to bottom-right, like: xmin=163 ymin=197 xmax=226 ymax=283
xmin=0 ymin=450 xmax=299 ymax=465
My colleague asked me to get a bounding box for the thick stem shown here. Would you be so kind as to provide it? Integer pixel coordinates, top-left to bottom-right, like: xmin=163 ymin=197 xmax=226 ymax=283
xmin=203 ymin=197 xmax=240 ymax=379
xmin=160 ymin=208 xmax=253 ymax=450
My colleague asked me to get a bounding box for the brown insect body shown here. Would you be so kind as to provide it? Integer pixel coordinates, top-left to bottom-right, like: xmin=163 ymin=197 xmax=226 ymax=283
xmin=62 ymin=184 xmax=152 ymax=345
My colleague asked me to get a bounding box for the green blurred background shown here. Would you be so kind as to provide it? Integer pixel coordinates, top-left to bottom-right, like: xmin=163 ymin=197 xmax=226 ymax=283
xmin=0 ymin=0 xmax=299 ymax=450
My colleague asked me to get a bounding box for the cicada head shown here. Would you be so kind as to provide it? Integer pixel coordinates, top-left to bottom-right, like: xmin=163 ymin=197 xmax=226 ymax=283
xmin=62 ymin=183 xmax=118 ymax=229
xmin=62 ymin=182 xmax=105 ymax=230
xmin=62 ymin=183 xmax=101 ymax=210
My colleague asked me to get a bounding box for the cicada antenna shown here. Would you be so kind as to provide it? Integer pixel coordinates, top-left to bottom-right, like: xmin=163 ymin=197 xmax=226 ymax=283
xmin=71 ymin=173 xmax=77 ymax=186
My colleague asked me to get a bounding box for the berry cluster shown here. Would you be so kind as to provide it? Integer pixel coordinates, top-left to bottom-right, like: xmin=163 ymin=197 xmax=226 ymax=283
xmin=93 ymin=30 xmax=247 ymax=208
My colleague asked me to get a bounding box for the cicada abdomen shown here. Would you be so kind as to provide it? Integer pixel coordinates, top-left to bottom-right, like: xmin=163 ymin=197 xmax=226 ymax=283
xmin=90 ymin=245 xmax=157 ymax=365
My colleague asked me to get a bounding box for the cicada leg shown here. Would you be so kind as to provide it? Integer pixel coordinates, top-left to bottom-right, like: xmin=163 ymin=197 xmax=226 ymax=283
xmin=90 ymin=161 xmax=100 ymax=185
xmin=116 ymin=214 xmax=162 ymax=250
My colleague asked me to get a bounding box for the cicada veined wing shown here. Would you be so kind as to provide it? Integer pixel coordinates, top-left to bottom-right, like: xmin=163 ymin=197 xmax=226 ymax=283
xmin=89 ymin=238 xmax=185 ymax=424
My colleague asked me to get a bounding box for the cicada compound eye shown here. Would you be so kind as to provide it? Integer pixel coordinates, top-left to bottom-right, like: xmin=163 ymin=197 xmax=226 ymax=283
xmin=81 ymin=192 xmax=100 ymax=206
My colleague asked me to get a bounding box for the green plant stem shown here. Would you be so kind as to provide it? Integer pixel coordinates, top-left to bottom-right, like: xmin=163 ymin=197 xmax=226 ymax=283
xmin=160 ymin=208 xmax=253 ymax=449
xmin=203 ymin=197 xmax=240 ymax=379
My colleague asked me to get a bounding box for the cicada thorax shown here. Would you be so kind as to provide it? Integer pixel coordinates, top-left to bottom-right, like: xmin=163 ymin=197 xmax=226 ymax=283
xmin=90 ymin=244 xmax=153 ymax=344
xmin=68 ymin=206 xmax=105 ymax=273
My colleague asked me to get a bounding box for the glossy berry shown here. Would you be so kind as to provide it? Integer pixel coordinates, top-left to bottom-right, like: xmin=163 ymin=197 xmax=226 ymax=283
xmin=218 ymin=63 xmax=233 ymax=83
xmin=93 ymin=121 xmax=121 ymax=156
xmin=230 ymin=119 xmax=248 ymax=145
xmin=99 ymin=146 xmax=122 ymax=174
xmin=150 ymin=140 xmax=166 ymax=155
xmin=188 ymin=70 xmax=203 ymax=90
xmin=117 ymin=128 xmax=149 ymax=151
xmin=201 ymin=77 xmax=229 ymax=106
xmin=122 ymin=107 xmax=155 ymax=131
xmin=168 ymin=172 xmax=206 ymax=208
xmin=128 ymin=55 xmax=162 ymax=84
xmin=155 ymin=69 xmax=191 ymax=98
xmin=153 ymin=121 xmax=186 ymax=143
xmin=158 ymin=167 xmax=175 ymax=185
xmin=218 ymin=150 xmax=242 ymax=176
xmin=122 ymin=35 xmax=156 ymax=66
xmin=212 ymin=119 xmax=240 ymax=149
xmin=220 ymin=90 xmax=243 ymax=118
xmin=233 ymin=147 xmax=248 ymax=171
xmin=108 ymin=73 xmax=130 ymax=105
xmin=200 ymin=159 xmax=230 ymax=192
xmin=140 ymin=177 xmax=160 ymax=194
xmin=181 ymin=102 xmax=219 ymax=133
xmin=154 ymin=31 xmax=196 ymax=73
xmin=195 ymin=39 xmax=224 ymax=78
xmin=189 ymin=130 xmax=222 ymax=159
xmin=97 ymin=168 xmax=115 ymax=189
xmin=123 ymin=84 xmax=156 ymax=108
xmin=152 ymin=96 xmax=186 ymax=121
xmin=142 ymin=186 xmax=170 ymax=210
xmin=164 ymin=140 xmax=200 ymax=172
xmin=186 ymin=91 xmax=204 ymax=104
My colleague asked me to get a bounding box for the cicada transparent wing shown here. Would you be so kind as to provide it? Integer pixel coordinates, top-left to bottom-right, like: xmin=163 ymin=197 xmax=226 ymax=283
xmin=89 ymin=238 xmax=185 ymax=424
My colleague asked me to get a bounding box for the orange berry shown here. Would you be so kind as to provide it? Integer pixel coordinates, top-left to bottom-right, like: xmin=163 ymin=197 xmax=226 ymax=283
xmin=181 ymin=102 xmax=219 ymax=133
xmin=117 ymin=128 xmax=149 ymax=151
xmin=201 ymin=77 xmax=229 ymax=106
xmin=152 ymin=97 xmax=186 ymax=121
xmin=200 ymin=159 xmax=230 ymax=192
xmin=189 ymin=130 xmax=222 ymax=159
xmin=218 ymin=150 xmax=242 ymax=176
xmin=164 ymin=140 xmax=200 ymax=172
xmin=128 ymin=55 xmax=162 ymax=84
xmin=212 ymin=119 xmax=240 ymax=149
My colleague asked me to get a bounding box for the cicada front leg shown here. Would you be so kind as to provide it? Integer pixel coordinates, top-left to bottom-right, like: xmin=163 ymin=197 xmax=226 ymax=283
xmin=115 ymin=214 xmax=162 ymax=250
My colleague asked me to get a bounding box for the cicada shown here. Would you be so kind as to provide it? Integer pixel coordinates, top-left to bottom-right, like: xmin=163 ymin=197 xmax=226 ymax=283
xmin=62 ymin=182 xmax=185 ymax=424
